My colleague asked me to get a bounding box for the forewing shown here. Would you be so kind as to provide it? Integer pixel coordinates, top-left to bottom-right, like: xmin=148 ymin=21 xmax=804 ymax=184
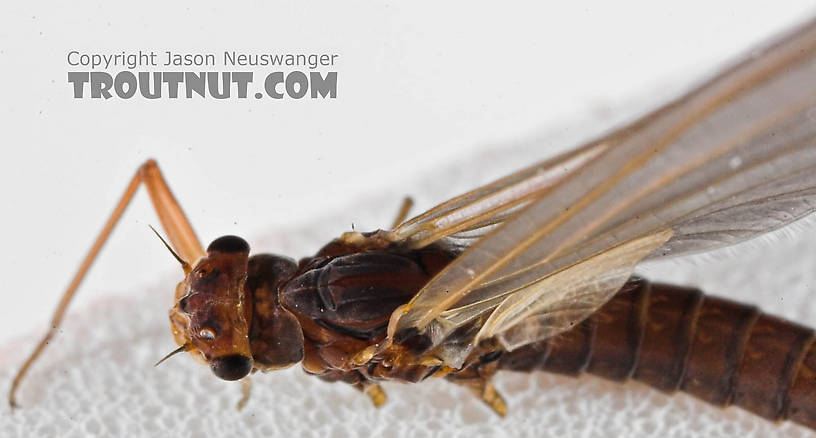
xmin=388 ymin=18 xmax=816 ymax=356
xmin=390 ymin=141 xmax=607 ymax=249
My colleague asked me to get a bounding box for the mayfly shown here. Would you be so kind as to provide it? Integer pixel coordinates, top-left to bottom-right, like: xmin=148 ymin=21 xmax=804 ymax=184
xmin=10 ymin=17 xmax=816 ymax=431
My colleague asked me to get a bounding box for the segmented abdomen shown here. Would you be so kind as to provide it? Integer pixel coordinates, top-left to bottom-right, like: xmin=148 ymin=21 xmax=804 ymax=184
xmin=498 ymin=278 xmax=816 ymax=430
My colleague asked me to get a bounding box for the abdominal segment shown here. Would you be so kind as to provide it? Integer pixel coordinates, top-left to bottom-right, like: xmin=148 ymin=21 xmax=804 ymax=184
xmin=499 ymin=278 xmax=816 ymax=430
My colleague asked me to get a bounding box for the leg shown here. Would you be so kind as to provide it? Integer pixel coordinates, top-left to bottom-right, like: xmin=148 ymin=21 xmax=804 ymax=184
xmin=236 ymin=377 xmax=252 ymax=411
xmin=452 ymin=378 xmax=507 ymax=417
xmin=140 ymin=160 xmax=205 ymax=264
xmin=390 ymin=196 xmax=414 ymax=229
xmin=363 ymin=383 xmax=388 ymax=407
xmin=8 ymin=159 xmax=204 ymax=408
xmin=317 ymin=369 xmax=389 ymax=408
xmin=446 ymin=361 xmax=507 ymax=417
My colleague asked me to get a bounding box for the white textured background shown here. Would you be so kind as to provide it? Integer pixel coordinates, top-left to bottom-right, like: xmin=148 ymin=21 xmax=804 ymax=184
xmin=2 ymin=2 xmax=816 ymax=437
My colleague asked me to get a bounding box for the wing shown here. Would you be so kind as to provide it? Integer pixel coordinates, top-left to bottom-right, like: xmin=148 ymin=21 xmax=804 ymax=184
xmin=390 ymin=140 xmax=608 ymax=249
xmin=385 ymin=18 xmax=816 ymax=363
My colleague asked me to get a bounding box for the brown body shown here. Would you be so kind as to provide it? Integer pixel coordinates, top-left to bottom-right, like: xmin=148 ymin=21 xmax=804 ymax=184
xmin=246 ymin=235 xmax=816 ymax=430
xmin=500 ymin=279 xmax=816 ymax=430
xmin=248 ymin=235 xmax=462 ymax=390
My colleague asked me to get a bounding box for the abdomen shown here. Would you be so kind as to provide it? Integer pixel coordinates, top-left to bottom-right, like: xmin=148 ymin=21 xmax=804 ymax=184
xmin=498 ymin=278 xmax=816 ymax=430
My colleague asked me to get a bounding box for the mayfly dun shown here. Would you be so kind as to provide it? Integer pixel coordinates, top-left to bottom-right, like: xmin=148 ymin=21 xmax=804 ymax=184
xmin=9 ymin=17 xmax=816 ymax=432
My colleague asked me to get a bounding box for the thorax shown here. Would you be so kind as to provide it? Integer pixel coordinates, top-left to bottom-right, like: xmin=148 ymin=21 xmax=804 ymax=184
xmin=278 ymin=236 xmax=458 ymax=375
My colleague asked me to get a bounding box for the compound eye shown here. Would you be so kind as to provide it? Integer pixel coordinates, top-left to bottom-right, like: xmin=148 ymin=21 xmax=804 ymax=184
xmin=210 ymin=354 xmax=252 ymax=381
xmin=207 ymin=235 xmax=249 ymax=254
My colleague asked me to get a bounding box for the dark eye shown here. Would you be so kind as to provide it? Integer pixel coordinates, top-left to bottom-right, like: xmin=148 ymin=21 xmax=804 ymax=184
xmin=207 ymin=235 xmax=249 ymax=254
xmin=199 ymin=327 xmax=216 ymax=340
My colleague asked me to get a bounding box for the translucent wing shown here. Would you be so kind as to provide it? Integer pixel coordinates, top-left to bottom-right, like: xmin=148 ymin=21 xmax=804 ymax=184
xmin=387 ymin=18 xmax=816 ymax=359
xmin=476 ymin=230 xmax=672 ymax=349
xmin=390 ymin=141 xmax=608 ymax=249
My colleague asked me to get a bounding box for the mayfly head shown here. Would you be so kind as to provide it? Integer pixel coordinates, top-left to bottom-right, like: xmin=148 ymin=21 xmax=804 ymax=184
xmin=167 ymin=235 xmax=254 ymax=381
